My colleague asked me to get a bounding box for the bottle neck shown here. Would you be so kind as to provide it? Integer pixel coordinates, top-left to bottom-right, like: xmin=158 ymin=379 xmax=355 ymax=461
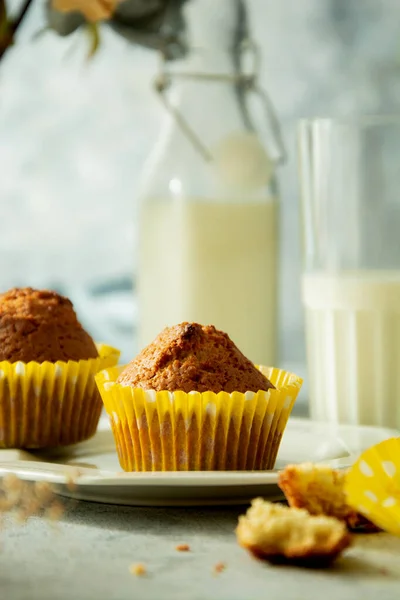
xmin=164 ymin=57 xmax=245 ymax=155
xmin=170 ymin=47 xmax=237 ymax=78
xmin=183 ymin=0 xmax=242 ymax=61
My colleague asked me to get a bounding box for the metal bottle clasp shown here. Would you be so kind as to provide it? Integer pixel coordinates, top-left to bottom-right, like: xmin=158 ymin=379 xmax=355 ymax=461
xmin=153 ymin=38 xmax=286 ymax=165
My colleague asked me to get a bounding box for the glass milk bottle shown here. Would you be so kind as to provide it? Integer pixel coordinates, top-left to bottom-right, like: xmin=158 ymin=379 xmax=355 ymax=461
xmin=137 ymin=0 xmax=284 ymax=366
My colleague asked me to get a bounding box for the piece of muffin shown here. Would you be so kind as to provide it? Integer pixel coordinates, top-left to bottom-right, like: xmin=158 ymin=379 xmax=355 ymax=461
xmin=96 ymin=322 xmax=303 ymax=472
xmin=236 ymin=498 xmax=352 ymax=567
xmin=117 ymin=322 xmax=274 ymax=393
xmin=0 ymin=287 xmax=119 ymax=449
xmin=0 ymin=287 xmax=98 ymax=363
xmin=278 ymin=463 xmax=380 ymax=532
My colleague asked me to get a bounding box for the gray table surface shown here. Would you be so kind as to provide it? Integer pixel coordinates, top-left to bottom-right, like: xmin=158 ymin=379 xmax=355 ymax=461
xmin=2 ymin=404 xmax=400 ymax=600
xmin=2 ymin=502 xmax=400 ymax=600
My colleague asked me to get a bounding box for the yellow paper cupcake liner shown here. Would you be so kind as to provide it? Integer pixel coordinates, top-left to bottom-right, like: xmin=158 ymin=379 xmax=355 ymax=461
xmin=0 ymin=344 xmax=120 ymax=449
xmin=345 ymin=438 xmax=400 ymax=536
xmin=95 ymin=366 xmax=303 ymax=472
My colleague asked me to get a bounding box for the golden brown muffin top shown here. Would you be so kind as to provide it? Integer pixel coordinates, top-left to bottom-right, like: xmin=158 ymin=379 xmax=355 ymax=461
xmin=0 ymin=287 xmax=98 ymax=363
xmin=117 ymin=322 xmax=274 ymax=393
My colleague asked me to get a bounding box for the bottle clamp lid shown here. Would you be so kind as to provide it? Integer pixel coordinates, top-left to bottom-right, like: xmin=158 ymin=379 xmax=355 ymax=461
xmin=154 ymin=38 xmax=286 ymax=167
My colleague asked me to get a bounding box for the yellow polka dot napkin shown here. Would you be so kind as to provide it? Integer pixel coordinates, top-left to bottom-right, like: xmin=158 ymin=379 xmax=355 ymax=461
xmin=345 ymin=438 xmax=400 ymax=536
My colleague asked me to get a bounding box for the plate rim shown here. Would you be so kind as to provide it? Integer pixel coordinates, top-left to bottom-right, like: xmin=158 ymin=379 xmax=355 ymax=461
xmin=1 ymin=415 xmax=396 ymax=489
xmin=0 ymin=457 xmax=356 ymax=488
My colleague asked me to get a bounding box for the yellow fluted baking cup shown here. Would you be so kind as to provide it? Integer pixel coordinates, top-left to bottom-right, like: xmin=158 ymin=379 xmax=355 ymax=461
xmin=0 ymin=343 xmax=120 ymax=449
xmin=96 ymin=366 xmax=303 ymax=472
xmin=345 ymin=438 xmax=400 ymax=536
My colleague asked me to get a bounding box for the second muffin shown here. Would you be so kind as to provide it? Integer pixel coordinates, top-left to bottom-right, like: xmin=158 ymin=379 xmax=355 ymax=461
xmin=0 ymin=287 xmax=99 ymax=363
xmin=0 ymin=287 xmax=120 ymax=448
xmin=96 ymin=322 xmax=302 ymax=472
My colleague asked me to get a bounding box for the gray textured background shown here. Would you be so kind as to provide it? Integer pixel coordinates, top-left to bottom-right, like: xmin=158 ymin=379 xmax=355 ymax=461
xmin=1 ymin=0 xmax=400 ymax=378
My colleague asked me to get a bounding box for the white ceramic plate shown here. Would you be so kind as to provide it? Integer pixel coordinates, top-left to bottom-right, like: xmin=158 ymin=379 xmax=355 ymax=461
xmin=0 ymin=418 xmax=397 ymax=506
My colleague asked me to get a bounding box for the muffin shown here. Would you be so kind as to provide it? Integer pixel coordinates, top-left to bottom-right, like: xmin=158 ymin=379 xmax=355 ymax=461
xmin=236 ymin=498 xmax=351 ymax=567
xmin=96 ymin=322 xmax=302 ymax=472
xmin=0 ymin=287 xmax=120 ymax=449
xmin=116 ymin=323 xmax=274 ymax=393
xmin=0 ymin=288 xmax=99 ymax=363
xmin=278 ymin=463 xmax=380 ymax=532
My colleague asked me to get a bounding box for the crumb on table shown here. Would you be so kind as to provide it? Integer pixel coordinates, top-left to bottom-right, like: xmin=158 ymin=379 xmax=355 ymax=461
xmin=176 ymin=543 xmax=190 ymax=552
xmin=129 ymin=563 xmax=146 ymax=576
xmin=0 ymin=475 xmax=64 ymax=522
xmin=45 ymin=500 xmax=65 ymax=521
xmin=213 ymin=562 xmax=227 ymax=574
xmin=236 ymin=498 xmax=351 ymax=567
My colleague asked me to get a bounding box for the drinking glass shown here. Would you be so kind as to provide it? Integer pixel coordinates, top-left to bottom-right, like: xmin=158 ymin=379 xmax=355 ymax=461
xmin=298 ymin=117 xmax=400 ymax=427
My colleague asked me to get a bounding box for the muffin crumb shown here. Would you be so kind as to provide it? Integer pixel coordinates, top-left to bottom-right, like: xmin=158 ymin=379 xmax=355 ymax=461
xmin=45 ymin=500 xmax=65 ymax=521
xmin=279 ymin=463 xmax=379 ymax=532
xmin=0 ymin=475 xmax=63 ymax=522
xmin=213 ymin=562 xmax=227 ymax=575
xmin=129 ymin=563 xmax=146 ymax=576
xmin=236 ymin=498 xmax=351 ymax=567
xmin=65 ymin=468 xmax=83 ymax=492
xmin=176 ymin=543 xmax=190 ymax=552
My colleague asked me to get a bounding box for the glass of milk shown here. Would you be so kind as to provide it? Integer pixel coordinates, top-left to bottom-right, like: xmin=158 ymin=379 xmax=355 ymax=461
xmin=299 ymin=117 xmax=400 ymax=428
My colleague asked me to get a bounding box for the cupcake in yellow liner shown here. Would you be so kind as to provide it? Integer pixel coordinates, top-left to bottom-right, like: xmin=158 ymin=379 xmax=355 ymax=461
xmin=0 ymin=287 xmax=120 ymax=449
xmin=95 ymin=323 xmax=303 ymax=472
xmin=345 ymin=438 xmax=400 ymax=536
xmin=0 ymin=343 xmax=120 ymax=449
